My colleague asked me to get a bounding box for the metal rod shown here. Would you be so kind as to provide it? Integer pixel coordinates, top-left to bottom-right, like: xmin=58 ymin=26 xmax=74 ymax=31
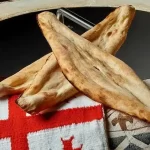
xmin=56 ymin=8 xmax=95 ymax=30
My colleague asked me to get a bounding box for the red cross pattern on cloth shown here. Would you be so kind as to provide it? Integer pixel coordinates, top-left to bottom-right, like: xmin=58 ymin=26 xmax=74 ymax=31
xmin=0 ymin=95 xmax=103 ymax=150
xmin=61 ymin=136 xmax=83 ymax=150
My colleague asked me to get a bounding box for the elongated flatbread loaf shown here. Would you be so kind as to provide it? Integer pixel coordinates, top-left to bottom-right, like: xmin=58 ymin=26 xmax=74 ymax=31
xmin=1 ymin=5 xmax=135 ymax=99
xmin=37 ymin=10 xmax=150 ymax=122
xmin=15 ymin=5 xmax=135 ymax=114
xmin=0 ymin=6 xmax=135 ymax=114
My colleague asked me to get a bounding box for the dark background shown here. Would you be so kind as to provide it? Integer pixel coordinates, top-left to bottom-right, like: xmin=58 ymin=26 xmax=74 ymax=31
xmin=0 ymin=7 xmax=150 ymax=80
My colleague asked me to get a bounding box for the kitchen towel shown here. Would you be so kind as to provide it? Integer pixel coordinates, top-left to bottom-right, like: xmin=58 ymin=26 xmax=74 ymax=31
xmin=0 ymin=93 xmax=108 ymax=150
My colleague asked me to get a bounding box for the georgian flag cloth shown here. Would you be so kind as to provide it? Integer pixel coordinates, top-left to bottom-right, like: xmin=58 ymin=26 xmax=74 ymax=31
xmin=0 ymin=93 xmax=108 ymax=150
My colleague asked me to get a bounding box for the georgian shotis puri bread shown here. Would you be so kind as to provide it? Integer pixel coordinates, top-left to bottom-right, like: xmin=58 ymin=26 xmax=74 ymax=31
xmin=0 ymin=5 xmax=135 ymax=114
xmin=16 ymin=5 xmax=135 ymax=114
xmin=37 ymin=8 xmax=150 ymax=122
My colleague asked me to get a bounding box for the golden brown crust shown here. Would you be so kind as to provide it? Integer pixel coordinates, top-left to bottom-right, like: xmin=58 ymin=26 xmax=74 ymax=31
xmin=0 ymin=5 xmax=135 ymax=114
xmin=37 ymin=8 xmax=150 ymax=122
xmin=82 ymin=5 xmax=135 ymax=55
xmin=0 ymin=53 xmax=51 ymax=97
xmin=16 ymin=5 xmax=135 ymax=114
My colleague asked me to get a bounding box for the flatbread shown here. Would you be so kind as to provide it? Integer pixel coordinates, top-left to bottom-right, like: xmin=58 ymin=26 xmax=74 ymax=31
xmin=38 ymin=9 xmax=150 ymax=122
xmin=1 ymin=5 xmax=135 ymax=98
xmin=0 ymin=53 xmax=51 ymax=97
xmin=15 ymin=5 xmax=135 ymax=114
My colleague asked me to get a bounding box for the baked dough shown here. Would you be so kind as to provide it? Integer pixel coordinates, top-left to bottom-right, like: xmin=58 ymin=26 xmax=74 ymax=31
xmin=0 ymin=6 xmax=135 ymax=114
xmin=37 ymin=8 xmax=150 ymax=122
